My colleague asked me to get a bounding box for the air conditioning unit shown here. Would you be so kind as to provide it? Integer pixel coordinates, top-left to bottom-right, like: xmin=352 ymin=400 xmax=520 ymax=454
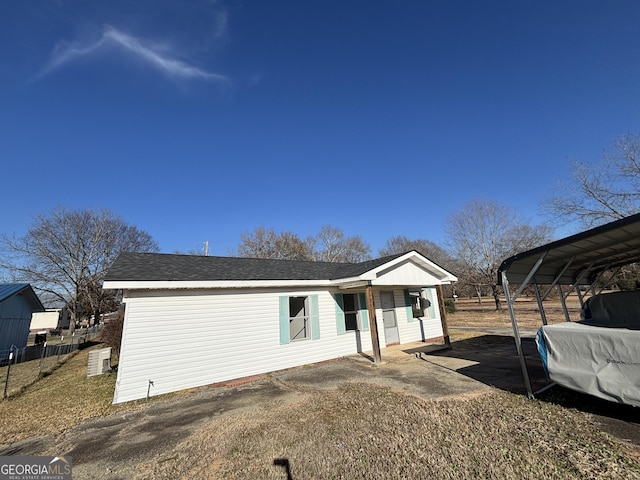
xmin=87 ymin=347 xmax=112 ymax=377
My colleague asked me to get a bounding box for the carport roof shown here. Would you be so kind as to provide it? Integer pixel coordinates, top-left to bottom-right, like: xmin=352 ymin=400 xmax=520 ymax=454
xmin=498 ymin=212 xmax=640 ymax=285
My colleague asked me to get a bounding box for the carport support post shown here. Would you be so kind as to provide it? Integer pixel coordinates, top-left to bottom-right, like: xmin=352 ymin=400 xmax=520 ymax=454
xmin=502 ymin=272 xmax=534 ymax=399
xmin=366 ymin=284 xmax=382 ymax=364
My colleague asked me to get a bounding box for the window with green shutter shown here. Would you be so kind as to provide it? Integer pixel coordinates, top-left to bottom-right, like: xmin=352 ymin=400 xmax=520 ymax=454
xmin=335 ymin=293 xmax=359 ymax=333
xmin=358 ymin=292 xmax=369 ymax=331
xmin=280 ymin=294 xmax=320 ymax=343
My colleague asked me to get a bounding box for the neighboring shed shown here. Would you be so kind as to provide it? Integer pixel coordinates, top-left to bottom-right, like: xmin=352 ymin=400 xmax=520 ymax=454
xmin=0 ymin=284 xmax=45 ymax=358
xmin=30 ymin=308 xmax=70 ymax=332
xmin=103 ymin=250 xmax=457 ymax=404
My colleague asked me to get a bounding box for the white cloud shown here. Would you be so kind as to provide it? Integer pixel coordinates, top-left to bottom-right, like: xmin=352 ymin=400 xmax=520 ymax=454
xmin=36 ymin=25 xmax=229 ymax=84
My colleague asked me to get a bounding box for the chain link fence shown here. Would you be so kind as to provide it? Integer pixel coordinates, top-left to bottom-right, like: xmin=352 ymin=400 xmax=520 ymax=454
xmin=1 ymin=325 xmax=104 ymax=399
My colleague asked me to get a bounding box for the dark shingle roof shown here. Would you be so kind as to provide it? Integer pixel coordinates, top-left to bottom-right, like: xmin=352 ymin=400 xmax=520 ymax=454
xmin=104 ymin=252 xmax=409 ymax=282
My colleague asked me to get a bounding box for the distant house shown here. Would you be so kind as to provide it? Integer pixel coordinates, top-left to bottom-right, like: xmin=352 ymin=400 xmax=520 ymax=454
xmin=103 ymin=250 xmax=457 ymax=404
xmin=0 ymin=284 xmax=45 ymax=357
xmin=30 ymin=308 xmax=70 ymax=332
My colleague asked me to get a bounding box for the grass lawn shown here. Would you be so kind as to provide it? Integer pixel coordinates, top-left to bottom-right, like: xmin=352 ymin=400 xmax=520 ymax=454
xmin=0 ymin=346 xmax=149 ymax=446
xmin=134 ymin=384 xmax=640 ymax=480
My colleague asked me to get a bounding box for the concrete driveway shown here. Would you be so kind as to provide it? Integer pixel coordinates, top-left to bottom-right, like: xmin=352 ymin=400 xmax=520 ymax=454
xmin=2 ymin=330 xmax=638 ymax=479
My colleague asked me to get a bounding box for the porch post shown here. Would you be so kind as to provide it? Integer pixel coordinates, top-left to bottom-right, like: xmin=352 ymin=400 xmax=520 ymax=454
xmin=436 ymin=285 xmax=451 ymax=347
xmin=366 ymin=283 xmax=382 ymax=364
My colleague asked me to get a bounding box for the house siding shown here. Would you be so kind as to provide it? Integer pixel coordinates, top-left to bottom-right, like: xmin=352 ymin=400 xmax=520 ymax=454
xmin=393 ymin=287 xmax=444 ymax=343
xmin=113 ymin=286 xmax=446 ymax=404
xmin=114 ymin=288 xmax=375 ymax=403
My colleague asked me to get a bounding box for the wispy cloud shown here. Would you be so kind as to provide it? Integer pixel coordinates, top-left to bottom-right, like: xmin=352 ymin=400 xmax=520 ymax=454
xmin=35 ymin=25 xmax=229 ymax=84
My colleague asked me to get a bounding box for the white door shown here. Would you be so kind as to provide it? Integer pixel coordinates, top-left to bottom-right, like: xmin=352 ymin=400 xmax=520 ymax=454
xmin=380 ymin=291 xmax=399 ymax=345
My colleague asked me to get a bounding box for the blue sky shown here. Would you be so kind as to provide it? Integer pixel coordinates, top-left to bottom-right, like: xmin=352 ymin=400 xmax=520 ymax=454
xmin=2 ymin=1 xmax=639 ymax=256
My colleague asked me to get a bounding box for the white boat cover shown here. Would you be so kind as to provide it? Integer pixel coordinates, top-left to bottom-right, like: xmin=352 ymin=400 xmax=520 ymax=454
xmin=536 ymin=291 xmax=640 ymax=406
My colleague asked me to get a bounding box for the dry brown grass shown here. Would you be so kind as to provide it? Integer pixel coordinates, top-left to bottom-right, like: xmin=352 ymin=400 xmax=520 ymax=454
xmin=447 ymin=295 xmax=583 ymax=330
xmin=134 ymin=384 xmax=640 ymax=480
xmin=0 ymin=350 xmax=77 ymax=399
xmin=0 ymin=346 xmax=149 ymax=445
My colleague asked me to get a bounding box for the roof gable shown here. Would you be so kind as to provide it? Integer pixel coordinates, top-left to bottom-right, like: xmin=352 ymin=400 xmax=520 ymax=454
xmin=0 ymin=283 xmax=45 ymax=311
xmin=367 ymin=258 xmax=452 ymax=286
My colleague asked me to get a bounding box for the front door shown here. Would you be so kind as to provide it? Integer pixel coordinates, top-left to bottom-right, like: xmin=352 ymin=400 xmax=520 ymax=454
xmin=380 ymin=291 xmax=399 ymax=345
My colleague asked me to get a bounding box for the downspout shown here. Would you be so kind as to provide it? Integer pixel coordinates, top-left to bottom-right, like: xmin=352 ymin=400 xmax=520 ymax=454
xmin=366 ymin=283 xmax=382 ymax=364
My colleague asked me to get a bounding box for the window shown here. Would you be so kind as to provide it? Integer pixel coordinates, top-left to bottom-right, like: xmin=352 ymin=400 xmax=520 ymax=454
xmin=280 ymin=294 xmax=319 ymax=344
xmin=335 ymin=292 xmax=370 ymax=334
xmin=289 ymin=296 xmax=310 ymax=341
xmin=409 ymin=291 xmax=425 ymax=318
xmin=409 ymin=290 xmax=431 ymax=318
xmin=343 ymin=293 xmax=359 ymax=331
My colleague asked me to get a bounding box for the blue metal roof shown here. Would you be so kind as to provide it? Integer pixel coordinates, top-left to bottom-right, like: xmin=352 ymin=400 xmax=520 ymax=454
xmin=0 ymin=283 xmax=45 ymax=310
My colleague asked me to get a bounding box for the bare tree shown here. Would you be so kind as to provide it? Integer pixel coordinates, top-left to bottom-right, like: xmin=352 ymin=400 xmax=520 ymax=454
xmin=0 ymin=207 xmax=158 ymax=330
xmin=445 ymin=199 xmax=553 ymax=310
xmin=236 ymin=227 xmax=312 ymax=260
xmin=236 ymin=225 xmax=371 ymax=263
xmin=378 ymin=236 xmax=452 ymax=268
xmin=308 ymin=225 xmax=371 ymax=263
xmin=543 ymin=132 xmax=640 ymax=228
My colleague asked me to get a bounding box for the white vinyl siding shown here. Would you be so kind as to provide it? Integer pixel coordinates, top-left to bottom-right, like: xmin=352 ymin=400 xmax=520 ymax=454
xmin=394 ymin=287 xmax=444 ymax=343
xmin=113 ymin=286 xmax=446 ymax=404
xmin=372 ymin=288 xmax=444 ymax=345
xmin=113 ymin=288 xmax=374 ymax=404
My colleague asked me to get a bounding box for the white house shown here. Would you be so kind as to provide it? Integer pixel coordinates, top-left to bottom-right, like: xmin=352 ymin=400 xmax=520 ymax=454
xmin=103 ymin=250 xmax=457 ymax=404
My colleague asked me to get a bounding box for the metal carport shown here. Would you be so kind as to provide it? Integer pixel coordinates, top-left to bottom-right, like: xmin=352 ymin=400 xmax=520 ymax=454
xmin=497 ymin=212 xmax=640 ymax=399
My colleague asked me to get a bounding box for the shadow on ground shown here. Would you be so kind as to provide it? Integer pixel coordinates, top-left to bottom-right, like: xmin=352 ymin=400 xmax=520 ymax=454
xmin=412 ymin=334 xmax=548 ymax=395
xmin=418 ymin=332 xmax=640 ymax=444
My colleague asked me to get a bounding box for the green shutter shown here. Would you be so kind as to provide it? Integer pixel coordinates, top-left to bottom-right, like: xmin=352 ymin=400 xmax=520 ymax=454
xmin=358 ymin=292 xmax=369 ymax=331
xmin=334 ymin=293 xmax=346 ymax=335
xmin=279 ymin=296 xmax=290 ymax=345
xmin=426 ymin=288 xmax=436 ymax=318
xmin=404 ymin=289 xmax=413 ymax=322
xmin=310 ymin=294 xmax=320 ymax=340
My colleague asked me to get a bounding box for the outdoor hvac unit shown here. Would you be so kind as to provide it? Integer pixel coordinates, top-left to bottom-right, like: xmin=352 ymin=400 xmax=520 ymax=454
xmin=87 ymin=347 xmax=112 ymax=377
